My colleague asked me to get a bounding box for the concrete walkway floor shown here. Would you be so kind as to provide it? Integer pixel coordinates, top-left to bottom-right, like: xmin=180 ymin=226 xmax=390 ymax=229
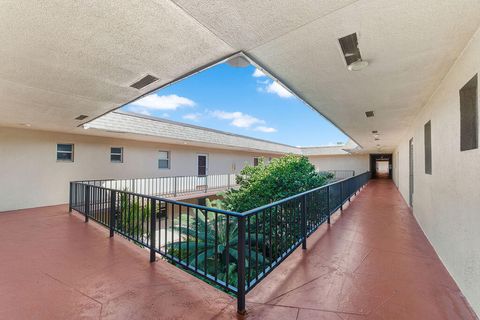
xmin=0 ymin=179 xmax=476 ymax=319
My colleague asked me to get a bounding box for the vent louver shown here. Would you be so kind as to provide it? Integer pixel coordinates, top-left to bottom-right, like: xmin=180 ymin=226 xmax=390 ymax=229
xmin=130 ymin=74 xmax=159 ymax=90
xmin=365 ymin=111 xmax=375 ymax=118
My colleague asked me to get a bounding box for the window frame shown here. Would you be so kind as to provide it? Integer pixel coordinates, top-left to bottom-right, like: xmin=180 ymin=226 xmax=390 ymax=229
xmin=110 ymin=147 xmax=124 ymax=163
xmin=158 ymin=150 xmax=170 ymax=169
xmin=56 ymin=143 xmax=74 ymax=162
xmin=253 ymin=157 xmax=261 ymax=167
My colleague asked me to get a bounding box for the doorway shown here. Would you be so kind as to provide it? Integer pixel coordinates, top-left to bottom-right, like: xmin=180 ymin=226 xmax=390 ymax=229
xmin=197 ymin=154 xmax=208 ymax=176
xmin=369 ymin=154 xmax=393 ymax=179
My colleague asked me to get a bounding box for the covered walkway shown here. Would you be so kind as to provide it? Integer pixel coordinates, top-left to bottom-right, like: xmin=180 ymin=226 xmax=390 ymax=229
xmin=0 ymin=180 xmax=476 ymax=319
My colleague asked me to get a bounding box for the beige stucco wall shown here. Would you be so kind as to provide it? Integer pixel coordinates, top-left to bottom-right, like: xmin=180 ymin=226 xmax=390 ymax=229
xmin=393 ymin=27 xmax=480 ymax=314
xmin=307 ymin=154 xmax=369 ymax=175
xmin=0 ymin=127 xmax=279 ymax=212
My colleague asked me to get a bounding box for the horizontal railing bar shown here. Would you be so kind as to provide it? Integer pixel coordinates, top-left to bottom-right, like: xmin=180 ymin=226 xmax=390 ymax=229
xmin=71 ymin=173 xmax=236 ymax=184
xmin=242 ymin=172 xmax=369 ymax=216
xmin=71 ymin=183 xmax=243 ymax=216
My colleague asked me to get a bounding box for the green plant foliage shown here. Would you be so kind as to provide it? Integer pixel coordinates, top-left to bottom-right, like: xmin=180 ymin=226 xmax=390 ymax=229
xmin=214 ymin=155 xmax=333 ymax=212
xmin=118 ymin=193 xmax=151 ymax=240
xmin=167 ymin=211 xmax=264 ymax=287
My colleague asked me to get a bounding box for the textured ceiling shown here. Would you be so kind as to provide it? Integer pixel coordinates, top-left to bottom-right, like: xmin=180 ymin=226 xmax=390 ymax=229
xmin=1 ymin=0 xmax=479 ymax=152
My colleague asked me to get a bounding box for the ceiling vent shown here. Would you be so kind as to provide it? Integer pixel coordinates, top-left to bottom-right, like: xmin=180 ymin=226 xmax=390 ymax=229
xmin=365 ymin=111 xmax=375 ymax=118
xmin=130 ymin=74 xmax=159 ymax=90
xmin=338 ymin=33 xmax=368 ymax=71
xmin=372 ymin=130 xmax=378 ymax=134
xmin=75 ymin=115 xmax=88 ymax=120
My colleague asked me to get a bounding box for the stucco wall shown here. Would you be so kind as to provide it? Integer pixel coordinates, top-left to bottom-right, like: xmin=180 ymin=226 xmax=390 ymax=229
xmin=393 ymin=28 xmax=480 ymax=314
xmin=0 ymin=127 xmax=279 ymax=212
xmin=307 ymin=154 xmax=369 ymax=175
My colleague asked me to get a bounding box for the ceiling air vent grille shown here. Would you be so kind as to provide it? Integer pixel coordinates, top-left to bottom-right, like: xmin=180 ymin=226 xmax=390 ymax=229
xmin=75 ymin=115 xmax=88 ymax=120
xmin=365 ymin=111 xmax=375 ymax=118
xmin=338 ymin=33 xmax=362 ymax=66
xmin=130 ymin=74 xmax=159 ymax=90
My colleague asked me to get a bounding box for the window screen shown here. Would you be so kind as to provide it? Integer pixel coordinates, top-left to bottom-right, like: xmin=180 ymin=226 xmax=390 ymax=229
xmin=110 ymin=147 xmax=123 ymax=163
xmin=57 ymin=144 xmax=74 ymax=162
xmin=460 ymin=74 xmax=478 ymax=151
xmin=158 ymin=151 xmax=170 ymax=169
xmin=424 ymin=121 xmax=432 ymax=174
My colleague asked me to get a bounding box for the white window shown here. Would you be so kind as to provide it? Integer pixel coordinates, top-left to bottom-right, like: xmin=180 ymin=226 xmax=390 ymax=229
xmin=57 ymin=144 xmax=74 ymax=162
xmin=253 ymin=157 xmax=261 ymax=166
xmin=158 ymin=151 xmax=170 ymax=169
xmin=110 ymin=147 xmax=123 ymax=163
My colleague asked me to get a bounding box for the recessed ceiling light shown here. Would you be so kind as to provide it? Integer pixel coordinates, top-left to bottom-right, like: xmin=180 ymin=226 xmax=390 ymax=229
xmin=83 ymin=124 xmax=90 ymax=130
xmin=19 ymin=123 xmax=31 ymax=127
xmin=75 ymin=115 xmax=88 ymax=120
xmin=365 ymin=111 xmax=375 ymax=118
xmin=347 ymin=59 xmax=369 ymax=71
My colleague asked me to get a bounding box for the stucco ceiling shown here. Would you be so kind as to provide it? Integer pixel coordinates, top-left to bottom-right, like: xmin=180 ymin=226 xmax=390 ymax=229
xmin=1 ymin=0 xmax=479 ymax=152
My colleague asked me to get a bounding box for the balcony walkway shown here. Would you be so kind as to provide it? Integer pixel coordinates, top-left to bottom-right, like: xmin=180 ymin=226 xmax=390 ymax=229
xmin=0 ymin=179 xmax=476 ymax=319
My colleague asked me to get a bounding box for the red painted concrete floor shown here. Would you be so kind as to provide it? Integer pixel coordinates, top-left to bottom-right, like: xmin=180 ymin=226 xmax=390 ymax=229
xmin=0 ymin=179 xmax=476 ymax=319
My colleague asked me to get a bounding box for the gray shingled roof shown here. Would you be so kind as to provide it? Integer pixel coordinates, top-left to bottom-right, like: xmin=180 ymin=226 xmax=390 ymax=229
xmin=87 ymin=111 xmax=357 ymax=155
xmin=87 ymin=111 xmax=301 ymax=154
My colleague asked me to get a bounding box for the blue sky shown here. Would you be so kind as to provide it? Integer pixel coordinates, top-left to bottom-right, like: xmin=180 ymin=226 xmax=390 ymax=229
xmin=122 ymin=62 xmax=347 ymax=146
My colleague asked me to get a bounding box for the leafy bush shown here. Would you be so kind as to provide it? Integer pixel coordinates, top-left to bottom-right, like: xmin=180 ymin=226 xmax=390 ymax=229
xmin=214 ymin=154 xmax=333 ymax=212
xmin=117 ymin=193 xmax=151 ymax=242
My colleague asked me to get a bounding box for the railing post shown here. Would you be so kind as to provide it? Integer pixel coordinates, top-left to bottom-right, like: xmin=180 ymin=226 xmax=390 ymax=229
xmin=109 ymin=190 xmax=116 ymax=237
xmin=237 ymin=216 xmax=246 ymax=315
xmin=301 ymin=195 xmax=307 ymax=250
xmin=327 ymin=186 xmax=331 ymax=224
xmin=227 ymin=174 xmax=231 ymax=188
xmin=85 ymin=185 xmax=90 ymax=222
xmin=340 ymin=181 xmax=344 ymax=212
xmin=174 ymin=177 xmax=177 ymax=197
xmin=150 ymin=199 xmax=157 ymax=262
xmin=205 ymin=175 xmax=208 ymax=193
xmin=69 ymin=182 xmax=73 ymax=213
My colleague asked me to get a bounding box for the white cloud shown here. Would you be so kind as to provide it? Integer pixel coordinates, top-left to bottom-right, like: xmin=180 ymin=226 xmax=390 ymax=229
xmin=255 ymin=126 xmax=277 ymax=133
xmin=265 ymin=81 xmax=293 ymax=98
xmin=132 ymin=94 xmax=195 ymax=110
xmin=252 ymin=68 xmax=266 ymax=78
xmin=210 ymin=110 xmax=265 ymax=128
xmin=182 ymin=113 xmax=201 ymax=121
xmin=127 ymin=106 xmax=152 ymax=116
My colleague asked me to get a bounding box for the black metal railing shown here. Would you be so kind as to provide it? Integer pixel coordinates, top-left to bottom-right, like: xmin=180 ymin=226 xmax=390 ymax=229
xmin=77 ymin=173 xmax=237 ymax=198
xmin=69 ymin=171 xmax=370 ymax=314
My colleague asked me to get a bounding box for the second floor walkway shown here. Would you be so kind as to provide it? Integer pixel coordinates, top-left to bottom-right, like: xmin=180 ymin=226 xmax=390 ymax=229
xmin=0 ymin=179 xmax=475 ymax=319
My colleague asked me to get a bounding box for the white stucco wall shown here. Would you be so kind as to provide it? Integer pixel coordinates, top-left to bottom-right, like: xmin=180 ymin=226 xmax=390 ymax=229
xmin=0 ymin=127 xmax=279 ymax=212
xmin=393 ymin=28 xmax=480 ymax=314
xmin=307 ymin=154 xmax=369 ymax=175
